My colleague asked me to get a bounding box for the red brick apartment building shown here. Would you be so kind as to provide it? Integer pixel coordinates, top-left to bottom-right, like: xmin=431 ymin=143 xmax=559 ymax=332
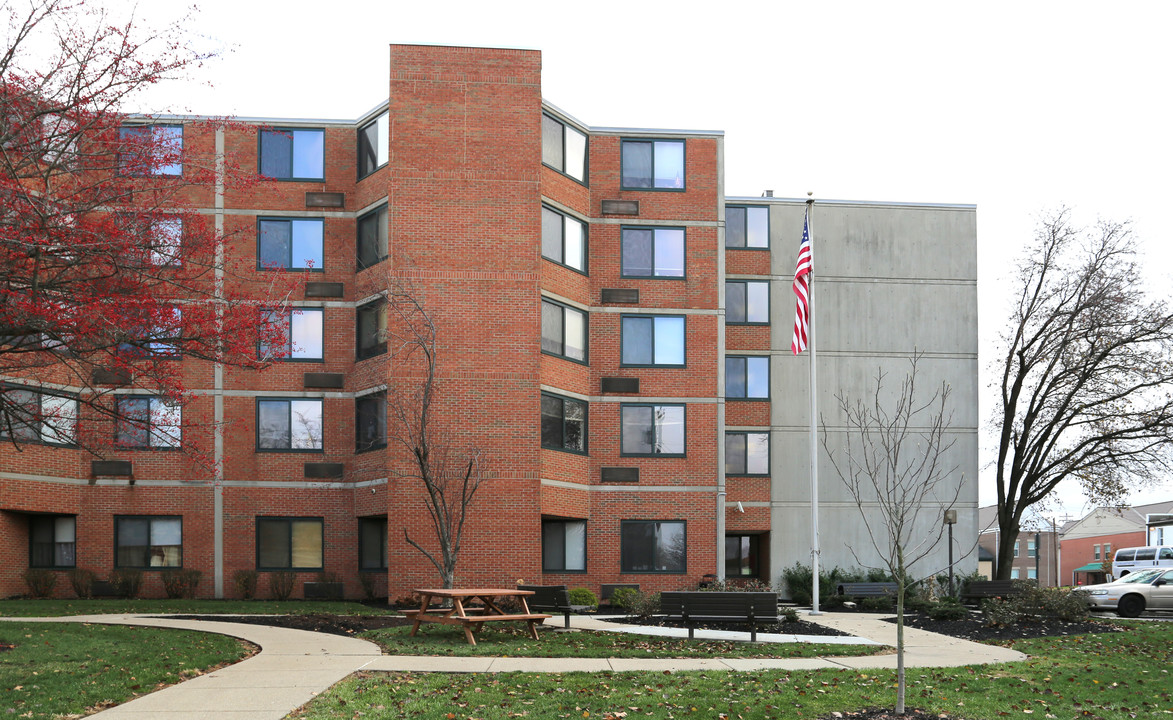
xmin=1 ymin=44 xmax=980 ymax=600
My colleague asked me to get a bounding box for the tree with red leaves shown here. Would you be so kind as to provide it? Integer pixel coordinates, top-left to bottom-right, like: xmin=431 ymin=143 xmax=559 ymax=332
xmin=0 ymin=1 xmax=289 ymax=458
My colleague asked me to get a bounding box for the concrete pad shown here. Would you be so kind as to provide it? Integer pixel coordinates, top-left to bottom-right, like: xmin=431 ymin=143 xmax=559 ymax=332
xmin=606 ymin=658 xmax=734 ymax=672
xmin=363 ymin=655 xmax=495 ymax=672
xmin=722 ymin=657 xmax=847 ymax=671
xmin=487 ymin=657 xmax=613 ymax=673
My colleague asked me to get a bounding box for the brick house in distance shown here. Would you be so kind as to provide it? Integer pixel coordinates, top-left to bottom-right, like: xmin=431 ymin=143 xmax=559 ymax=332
xmin=2 ymin=44 xmax=979 ymax=600
xmin=1060 ymin=500 xmax=1173 ymax=585
xmin=976 ymin=505 xmax=1061 ymax=587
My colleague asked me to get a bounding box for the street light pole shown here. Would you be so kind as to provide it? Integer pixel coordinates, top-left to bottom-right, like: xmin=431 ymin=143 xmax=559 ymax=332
xmin=944 ymin=508 xmax=958 ymax=596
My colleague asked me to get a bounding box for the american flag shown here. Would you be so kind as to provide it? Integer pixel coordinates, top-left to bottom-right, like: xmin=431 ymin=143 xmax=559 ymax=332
xmin=791 ymin=212 xmax=812 ymax=355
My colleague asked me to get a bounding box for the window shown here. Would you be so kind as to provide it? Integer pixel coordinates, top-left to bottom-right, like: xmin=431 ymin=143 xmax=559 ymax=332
xmin=541 ymin=393 xmax=586 ymax=453
xmin=119 ymin=306 xmax=182 ymax=358
xmin=727 ymin=280 xmax=769 ymax=324
xmin=357 ymin=111 xmax=389 ymax=178
xmin=621 ymin=315 xmax=685 ymax=366
xmin=357 ymin=205 xmax=388 ymax=270
xmin=621 ymin=139 xmax=684 ymax=190
xmin=1027 ymin=538 xmax=1037 ymax=558
xmin=541 ymin=299 xmax=587 ymax=362
xmin=115 ymin=516 xmax=182 ymax=568
xmin=621 ymin=404 xmax=685 ymax=456
xmin=1104 ymin=544 xmax=1111 ymax=558
xmin=725 ymin=535 xmax=760 ymax=577
xmin=256 ymin=399 xmax=323 ymax=451
xmin=355 ymin=392 xmax=386 ymax=452
xmin=1013 ymin=541 xmax=1020 ymax=558
xmin=725 ymin=432 xmax=769 ymax=475
xmin=726 ymin=205 xmax=769 ymax=248
xmin=257 ymin=218 xmax=324 ymax=270
xmin=621 ymin=520 xmax=686 ymax=573
xmin=150 ymin=218 xmax=183 ymax=266
xmin=359 ymin=517 xmax=387 ymax=570
xmin=542 ymin=519 xmax=586 ymax=572
xmin=726 ymin=356 xmax=769 ymax=399
xmin=0 ymin=386 xmax=77 ymax=445
xmin=260 ymin=307 xmax=324 ymax=361
xmin=1010 ymin=567 xmax=1020 ymax=579
xmin=541 ymin=205 xmax=587 ymax=273
xmin=256 ymin=517 xmax=323 ymax=570
xmin=1027 ymin=567 xmax=1038 ymax=580
xmin=541 ymin=113 xmax=587 ymax=183
xmin=1093 ymin=544 xmax=1101 ymax=560
xmin=621 ymin=227 xmax=684 ymax=278
xmin=119 ymin=124 xmax=183 ymax=176
xmin=259 ymin=128 xmax=324 ymax=180
xmin=356 ymin=300 xmax=387 ymax=360
xmin=29 ymin=516 xmax=75 ymax=568
xmin=115 ymin=397 xmax=181 ymax=449
xmin=41 ymin=113 xmax=76 ymax=165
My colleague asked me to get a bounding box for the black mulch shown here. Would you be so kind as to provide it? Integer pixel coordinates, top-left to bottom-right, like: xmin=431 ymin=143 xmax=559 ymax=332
xmin=598 ymin=614 xmax=851 ymax=637
xmin=886 ymin=612 xmax=1122 ymax=642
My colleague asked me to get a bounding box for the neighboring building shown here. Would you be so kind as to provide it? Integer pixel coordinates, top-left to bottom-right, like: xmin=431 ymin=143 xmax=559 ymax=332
xmin=0 ymin=44 xmax=979 ymax=600
xmin=1059 ymin=501 xmax=1173 ymax=584
xmin=976 ymin=505 xmax=1061 ymax=586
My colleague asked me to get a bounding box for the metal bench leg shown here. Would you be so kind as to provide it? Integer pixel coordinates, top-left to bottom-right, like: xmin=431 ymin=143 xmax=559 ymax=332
xmin=749 ymin=607 xmax=757 ymax=642
xmin=564 ymin=611 xmax=571 ymax=629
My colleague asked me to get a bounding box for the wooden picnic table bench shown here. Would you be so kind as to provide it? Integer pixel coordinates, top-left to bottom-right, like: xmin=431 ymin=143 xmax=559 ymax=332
xmin=407 ymin=588 xmax=551 ymax=646
xmin=660 ymin=591 xmax=779 ymax=642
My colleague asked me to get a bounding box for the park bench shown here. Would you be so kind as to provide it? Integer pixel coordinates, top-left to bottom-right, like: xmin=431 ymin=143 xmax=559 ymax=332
xmin=660 ymin=591 xmax=779 ymax=642
xmin=517 ymin=584 xmax=575 ymax=628
xmin=961 ymin=580 xmax=1024 ymax=605
xmin=836 ymin=582 xmax=898 ymax=599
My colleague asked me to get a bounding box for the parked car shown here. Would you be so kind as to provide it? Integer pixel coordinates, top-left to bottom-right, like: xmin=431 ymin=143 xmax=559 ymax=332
xmin=1110 ymin=545 xmax=1173 ymax=579
xmin=1083 ymin=567 xmax=1173 ymax=617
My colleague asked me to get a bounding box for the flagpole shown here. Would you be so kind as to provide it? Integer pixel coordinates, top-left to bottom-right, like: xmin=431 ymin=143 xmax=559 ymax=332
xmin=807 ymin=194 xmax=821 ymax=615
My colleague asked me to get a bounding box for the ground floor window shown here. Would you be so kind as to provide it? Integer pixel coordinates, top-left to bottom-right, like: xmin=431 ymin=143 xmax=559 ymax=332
xmin=29 ymin=515 xmax=75 ymax=568
xmin=1010 ymin=567 xmax=1020 ymax=579
xmin=115 ymin=516 xmax=182 ymax=567
xmin=620 ymin=520 xmax=685 ymax=573
xmin=725 ymin=534 xmax=760 ymax=578
xmin=359 ymin=517 xmax=387 ymax=571
xmin=542 ymin=519 xmax=586 ymax=572
xmin=257 ymin=517 xmax=323 ymax=570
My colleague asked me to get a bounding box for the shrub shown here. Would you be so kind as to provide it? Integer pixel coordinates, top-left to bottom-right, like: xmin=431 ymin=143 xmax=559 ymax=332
xmin=268 ymin=571 xmax=295 ymax=600
xmin=21 ymin=568 xmax=57 ymax=598
xmin=568 ymin=587 xmax=598 ymax=608
xmin=68 ymin=568 xmax=97 ymax=599
xmin=233 ymin=569 xmax=259 ymax=599
xmin=779 ymin=606 xmax=799 ymax=623
xmin=314 ymin=570 xmax=339 ymax=584
xmin=861 ymin=596 xmax=895 ymax=612
xmin=359 ymin=573 xmax=384 ymax=602
xmin=781 ymin=562 xmax=889 ymax=605
xmin=614 ymin=590 xmax=660 ymax=619
xmin=926 ymin=598 xmax=969 ymax=621
xmin=111 ymin=569 xmax=143 ymax=599
xmin=981 ymin=581 xmax=1091 ymax=626
xmin=700 ymin=577 xmax=774 ymax=593
xmin=609 ymin=587 xmax=637 ymax=610
xmin=391 ymin=592 xmax=422 ymax=610
xmin=161 ymin=569 xmax=202 ymax=599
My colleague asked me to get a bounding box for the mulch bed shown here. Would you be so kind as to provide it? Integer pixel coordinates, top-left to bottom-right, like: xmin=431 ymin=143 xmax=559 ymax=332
xmin=599 ymin=614 xmax=851 ymax=637
xmin=888 ymin=613 xmax=1121 ymax=642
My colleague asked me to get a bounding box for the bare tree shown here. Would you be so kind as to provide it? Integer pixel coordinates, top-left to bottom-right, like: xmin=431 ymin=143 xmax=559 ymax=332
xmin=385 ymin=281 xmax=484 ymax=589
xmin=822 ymin=356 xmax=960 ymax=716
xmin=993 ymin=209 xmax=1173 ymax=579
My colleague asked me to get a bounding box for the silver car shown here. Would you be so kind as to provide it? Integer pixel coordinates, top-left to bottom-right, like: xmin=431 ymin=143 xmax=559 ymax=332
xmin=1083 ymin=568 xmax=1173 ymax=617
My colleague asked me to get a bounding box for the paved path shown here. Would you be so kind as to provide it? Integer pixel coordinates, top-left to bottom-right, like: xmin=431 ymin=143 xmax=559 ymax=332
xmin=2 ymin=612 xmax=1026 ymax=719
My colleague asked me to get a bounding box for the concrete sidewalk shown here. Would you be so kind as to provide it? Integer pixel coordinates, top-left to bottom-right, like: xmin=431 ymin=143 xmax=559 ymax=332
xmin=2 ymin=612 xmax=1026 ymax=719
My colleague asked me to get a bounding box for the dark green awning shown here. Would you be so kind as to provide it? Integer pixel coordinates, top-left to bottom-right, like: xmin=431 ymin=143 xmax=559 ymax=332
xmin=1073 ymin=562 xmax=1105 ymax=573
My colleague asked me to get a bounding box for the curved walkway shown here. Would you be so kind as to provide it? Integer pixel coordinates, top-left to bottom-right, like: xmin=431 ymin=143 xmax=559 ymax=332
xmin=3 ymin=612 xmax=1026 ymax=719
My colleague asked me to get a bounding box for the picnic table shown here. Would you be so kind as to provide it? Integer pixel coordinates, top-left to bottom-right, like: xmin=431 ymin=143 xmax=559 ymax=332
xmin=405 ymin=588 xmax=552 ymax=646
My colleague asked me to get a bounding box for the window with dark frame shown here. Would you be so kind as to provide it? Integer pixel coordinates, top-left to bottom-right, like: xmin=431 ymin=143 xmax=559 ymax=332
xmin=357 ymin=111 xmax=389 ymax=179
xmin=0 ymin=386 xmax=77 ymax=446
xmin=357 ymin=204 xmax=388 ymax=270
xmin=725 ymin=535 xmax=759 ymax=577
xmin=259 ymin=128 xmax=324 ymax=180
xmin=355 ymin=392 xmax=386 ymax=452
xmin=356 ymin=300 xmax=387 ymax=360
xmin=541 ymin=205 xmax=586 ymax=273
xmin=542 ymin=519 xmax=586 ymax=572
xmin=726 ymin=205 xmax=769 ymax=248
xmin=119 ymin=124 xmax=183 ymax=176
xmin=115 ymin=396 xmax=181 ymax=449
xmin=540 ymin=393 xmax=587 ymax=453
xmin=725 ymin=431 xmax=769 ymax=475
xmin=620 ymin=520 xmax=686 ymax=573
xmin=115 ymin=516 xmax=182 ymax=568
xmin=541 ymin=299 xmax=587 ymax=362
xmin=726 ymin=280 xmax=769 ymax=324
xmin=118 ymin=306 xmax=182 ymax=358
xmin=621 ymin=315 xmax=685 ymax=366
xmin=621 ymin=404 xmax=685 ymax=456
xmin=256 ymin=398 xmax=323 ymax=451
xmin=257 ymin=218 xmax=324 ymax=271
xmin=621 ymin=227 xmax=684 ymax=278
xmin=256 ymin=517 xmax=323 ymax=570
xmin=541 ymin=113 xmax=587 ymax=183
xmin=621 ymin=139 xmax=685 ymax=190
xmin=359 ymin=517 xmax=387 ymax=570
xmin=726 ymin=356 xmax=769 ymax=399
xmin=29 ymin=515 xmax=75 ymax=568
xmin=260 ymin=307 xmax=324 ymax=361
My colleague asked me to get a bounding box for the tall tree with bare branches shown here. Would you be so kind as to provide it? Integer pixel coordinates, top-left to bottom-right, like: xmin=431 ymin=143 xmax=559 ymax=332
xmin=993 ymin=209 xmax=1173 ymax=579
xmin=822 ymin=356 xmax=960 ymax=716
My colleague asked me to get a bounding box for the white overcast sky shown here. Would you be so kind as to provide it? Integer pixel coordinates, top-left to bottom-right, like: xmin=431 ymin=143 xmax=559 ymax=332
xmin=113 ymin=0 xmax=1173 ymax=520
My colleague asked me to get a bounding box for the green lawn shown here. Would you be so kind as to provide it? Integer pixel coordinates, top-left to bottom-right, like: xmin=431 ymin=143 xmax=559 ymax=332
xmin=363 ymin=623 xmax=880 ymax=659
xmin=293 ymin=620 xmax=1171 ymax=720
xmin=0 ymin=598 xmax=396 ymax=617
xmin=0 ymin=621 xmax=249 ymax=719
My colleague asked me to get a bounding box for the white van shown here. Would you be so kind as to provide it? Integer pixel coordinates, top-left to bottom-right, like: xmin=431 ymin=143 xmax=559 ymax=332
xmin=1111 ymin=546 xmax=1173 ymax=579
